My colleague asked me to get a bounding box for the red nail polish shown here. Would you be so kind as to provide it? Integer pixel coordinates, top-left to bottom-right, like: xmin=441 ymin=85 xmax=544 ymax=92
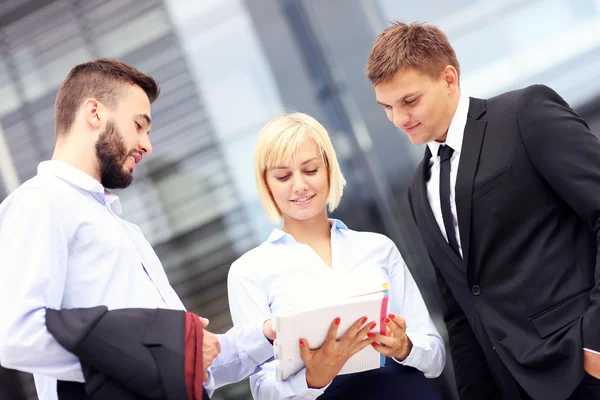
xmin=299 ymin=340 xmax=304 ymax=347
xmin=384 ymin=317 xmax=390 ymax=324
xmin=361 ymin=317 xmax=368 ymax=325
xmin=370 ymin=322 xmax=377 ymax=329
xmin=335 ymin=317 xmax=341 ymax=325
xmin=367 ymin=332 xmax=376 ymax=338
xmin=388 ymin=313 xmax=395 ymax=319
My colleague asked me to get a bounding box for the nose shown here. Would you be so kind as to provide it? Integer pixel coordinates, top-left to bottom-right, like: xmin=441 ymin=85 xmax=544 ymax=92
xmin=392 ymin=108 xmax=410 ymax=129
xmin=292 ymin=173 xmax=308 ymax=193
xmin=138 ymin=134 xmax=153 ymax=156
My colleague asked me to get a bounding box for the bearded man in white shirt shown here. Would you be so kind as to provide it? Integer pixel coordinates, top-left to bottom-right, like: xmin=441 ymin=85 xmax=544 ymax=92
xmin=0 ymin=58 xmax=275 ymax=400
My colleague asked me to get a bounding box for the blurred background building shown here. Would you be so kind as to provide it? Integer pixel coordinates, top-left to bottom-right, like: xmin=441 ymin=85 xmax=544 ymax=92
xmin=1 ymin=0 xmax=599 ymax=399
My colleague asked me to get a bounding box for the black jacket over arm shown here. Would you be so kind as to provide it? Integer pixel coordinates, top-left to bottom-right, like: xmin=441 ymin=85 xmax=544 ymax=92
xmin=408 ymin=85 xmax=600 ymax=400
xmin=46 ymin=306 xmax=208 ymax=400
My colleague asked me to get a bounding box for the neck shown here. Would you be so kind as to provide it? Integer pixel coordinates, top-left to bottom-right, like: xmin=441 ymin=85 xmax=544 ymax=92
xmin=282 ymin=211 xmax=331 ymax=244
xmin=436 ymin=89 xmax=461 ymax=143
xmin=52 ymin=134 xmax=101 ymax=182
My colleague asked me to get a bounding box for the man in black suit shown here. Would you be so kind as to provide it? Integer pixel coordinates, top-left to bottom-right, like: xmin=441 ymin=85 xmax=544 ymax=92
xmin=366 ymin=21 xmax=600 ymax=399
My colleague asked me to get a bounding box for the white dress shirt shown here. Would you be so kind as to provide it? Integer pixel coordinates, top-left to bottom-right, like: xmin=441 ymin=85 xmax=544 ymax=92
xmin=426 ymin=93 xmax=470 ymax=258
xmin=0 ymin=160 xmax=272 ymax=400
xmin=227 ymin=219 xmax=446 ymax=400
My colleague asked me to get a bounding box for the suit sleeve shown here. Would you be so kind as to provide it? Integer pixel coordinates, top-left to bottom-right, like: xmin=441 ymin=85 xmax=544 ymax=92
xmin=407 ymin=190 xmax=502 ymax=399
xmin=517 ymin=84 xmax=600 ymax=353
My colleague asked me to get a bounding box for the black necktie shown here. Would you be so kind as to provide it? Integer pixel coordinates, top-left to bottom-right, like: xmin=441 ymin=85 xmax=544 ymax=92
xmin=439 ymin=145 xmax=461 ymax=257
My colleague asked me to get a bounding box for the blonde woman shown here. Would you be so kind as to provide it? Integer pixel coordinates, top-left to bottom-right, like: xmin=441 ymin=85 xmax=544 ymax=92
xmin=227 ymin=113 xmax=445 ymax=399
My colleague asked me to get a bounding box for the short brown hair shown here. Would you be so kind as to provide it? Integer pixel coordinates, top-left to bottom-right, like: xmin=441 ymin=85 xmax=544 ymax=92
xmin=366 ymin=21 xmax=460 ymax=85
xmin=54 ymin=58 xmax=160 ymax=136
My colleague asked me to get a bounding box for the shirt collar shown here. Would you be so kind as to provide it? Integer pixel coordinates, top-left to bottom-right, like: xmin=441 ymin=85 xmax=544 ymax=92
xmin=37 ymin=160 xmax=122 ymax=214
xmin=266 ymin=218 xmax=348 ymax=244
xmin=427 ymin=92 xmax=470 ymax=158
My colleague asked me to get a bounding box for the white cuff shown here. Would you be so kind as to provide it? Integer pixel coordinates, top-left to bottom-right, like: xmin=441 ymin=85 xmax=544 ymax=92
xmin=288 ymin=368 xmax=331 ymax=399
xmin=392 ymin=331 xmax=432 ymax=375
xmin=584 ymin=347 xmax=600 ymax=356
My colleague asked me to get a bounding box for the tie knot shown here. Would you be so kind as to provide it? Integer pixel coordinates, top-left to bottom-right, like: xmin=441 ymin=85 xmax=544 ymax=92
xmin=438 ymin=145 xmax=454 ymax=162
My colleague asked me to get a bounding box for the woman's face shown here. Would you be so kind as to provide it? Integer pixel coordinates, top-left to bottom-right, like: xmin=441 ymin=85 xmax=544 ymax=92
xmin=265 ymin=138 xmax=330 ymax=223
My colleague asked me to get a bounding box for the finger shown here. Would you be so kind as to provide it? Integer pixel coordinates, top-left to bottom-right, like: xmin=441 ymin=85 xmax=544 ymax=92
xmin=349 ymin=336 xmax=376 ymax=355
xmin=298 ymin=339 xmax=312 ymax=364
xmin=203 ymin=372 xmax=209 ymax=382
xmin=353 ymin=321 xmax=377 ymax=343
xmin=339 ymin=316 xmax=368 ymax=345
xmin=199 ymin=316 xmax=210 ymax=327
xmin=385 ymin=314 xmax=406 ymax=337
xmin=323 ymin=317 xmax=341 ymax=351
xmin=371 ymin=342 xmax=394 ymax=357
xmin=366 ymin=332 xmax=395 ymax=347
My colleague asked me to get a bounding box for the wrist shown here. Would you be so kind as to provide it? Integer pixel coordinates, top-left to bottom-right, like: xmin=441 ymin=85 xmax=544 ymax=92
xmin=395 ymin=335 xmax=414 ymax=361
xmin=305 ymin=370 xmax=329 ymax=389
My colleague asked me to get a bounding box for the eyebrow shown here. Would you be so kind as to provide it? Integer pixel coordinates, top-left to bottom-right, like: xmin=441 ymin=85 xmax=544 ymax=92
xmin=376 ymin=92 xmax=419 ymax=106
xmin=137 ymin=113 xmax=152 ymax=126
xmin=272 ymin=157 xmax=320 ymax=170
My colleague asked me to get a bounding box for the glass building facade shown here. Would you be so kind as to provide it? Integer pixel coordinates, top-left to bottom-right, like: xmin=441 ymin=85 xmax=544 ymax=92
xmin=1 ymin=0 xmax=599 ymax=398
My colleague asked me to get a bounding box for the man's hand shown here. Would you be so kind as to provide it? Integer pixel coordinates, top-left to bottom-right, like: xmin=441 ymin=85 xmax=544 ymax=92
xmin=584 ymin=350 xmax=600 ymax=379
xmin=263 ymin=319 xmax=276 ymax=343
xmin=368 ymin=313 xmax=413 ymax=360
xmin=200 ymin=316 xmax=221 ymax=382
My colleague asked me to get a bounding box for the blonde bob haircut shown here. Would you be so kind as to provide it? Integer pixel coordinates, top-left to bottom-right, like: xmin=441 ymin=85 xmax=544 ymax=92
xmin=254 ymin=112 xmax=346 ymax=223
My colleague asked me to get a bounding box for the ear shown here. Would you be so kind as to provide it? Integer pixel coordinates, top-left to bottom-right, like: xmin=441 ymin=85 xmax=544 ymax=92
xmin=442 ymin=65 xmax=459 ymax=94
xmin=82 ymin=98 xmax=103 ymax=130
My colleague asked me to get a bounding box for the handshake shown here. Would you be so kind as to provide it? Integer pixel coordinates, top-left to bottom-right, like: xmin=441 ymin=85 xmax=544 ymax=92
xmin=201 ymin=317 xmax=277 ymax=382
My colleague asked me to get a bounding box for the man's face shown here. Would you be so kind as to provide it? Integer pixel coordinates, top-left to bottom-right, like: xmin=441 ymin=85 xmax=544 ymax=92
xmin=374 ymin=66 xmax=458 ymax=145
xmin=95 ymin=85 xmax=153 ymax=189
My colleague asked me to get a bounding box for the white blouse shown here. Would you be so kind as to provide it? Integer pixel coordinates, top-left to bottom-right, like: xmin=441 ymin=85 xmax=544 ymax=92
xmin=227 ymin=219 xmax=446 ymax=400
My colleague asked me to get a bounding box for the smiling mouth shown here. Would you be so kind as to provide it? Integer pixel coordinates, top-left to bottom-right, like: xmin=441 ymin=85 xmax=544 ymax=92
xmin=291 ymin=194 xmax=316 ymax=203
xmin=403 ymin=123 xmax=420 ymax=132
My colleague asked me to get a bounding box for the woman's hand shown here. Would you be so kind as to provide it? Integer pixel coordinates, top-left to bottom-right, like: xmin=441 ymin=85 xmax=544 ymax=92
xmin=263 ymin=319 xmax=276 ymax=343
xmin=299 ymin=316 xmax=376 ymax=389
xmin=368 ymin=313 xmax=413 ymax=360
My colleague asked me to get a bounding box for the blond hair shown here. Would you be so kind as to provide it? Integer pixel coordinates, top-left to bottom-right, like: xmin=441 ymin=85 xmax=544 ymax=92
xmin=366 ymin=21 xmax=460 ymax=85
xmin=254 ymin=113 xmax=346 ymax=223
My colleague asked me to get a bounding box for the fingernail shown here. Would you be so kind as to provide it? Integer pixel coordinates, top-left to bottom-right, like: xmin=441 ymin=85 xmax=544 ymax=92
xmin=335 ymin=317 xmax=340 ymax=325
xmin=367 ymin=332 xmax=376 ymax=338
xmin=388 ymin=313 xmax=395 ymax=319
xmin=384 ymin=317 xmax=390 ymax=324
xmin=361 ymin=317 xmax=367 ymax=325
xmin=299 ymin=340 xmax=304 ymax=347
xmin=370 ymin=322 xmax=377 ymax=329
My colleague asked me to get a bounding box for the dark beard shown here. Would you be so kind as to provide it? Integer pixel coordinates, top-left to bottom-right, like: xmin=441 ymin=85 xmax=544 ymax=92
xmin=95 ymin=120 xmax=134 ymax=189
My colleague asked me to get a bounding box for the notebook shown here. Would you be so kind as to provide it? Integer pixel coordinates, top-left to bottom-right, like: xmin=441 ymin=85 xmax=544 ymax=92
xmin=272 ymin=284 xmax=389 ymax=381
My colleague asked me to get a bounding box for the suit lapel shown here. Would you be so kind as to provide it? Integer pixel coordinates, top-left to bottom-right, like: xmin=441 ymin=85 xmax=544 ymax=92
xmin=455 ymin=97 xmax=487 ymax=270
xmin=413 ymin=148 xmax=465 ymax=272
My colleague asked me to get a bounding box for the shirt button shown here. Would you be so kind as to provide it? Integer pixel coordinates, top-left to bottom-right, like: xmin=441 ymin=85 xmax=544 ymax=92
xmin=471 ymin=285 xmax=481 ymax=296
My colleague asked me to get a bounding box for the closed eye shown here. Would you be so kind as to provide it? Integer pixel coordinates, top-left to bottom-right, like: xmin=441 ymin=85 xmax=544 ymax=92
xmin=135 ymin=122 xmax=142 ymax=130
xmin=275 ymin=175 xmax=290 ymax=181
xmin=305 ymin=169 xmax=318 ymax=175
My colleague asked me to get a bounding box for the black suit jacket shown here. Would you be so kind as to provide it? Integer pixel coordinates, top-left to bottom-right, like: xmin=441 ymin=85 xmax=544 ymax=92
xmin=408 ymin=85 xmax=599 ymax=400
xmin=46 ymin=306 xmax=209 ymax=400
